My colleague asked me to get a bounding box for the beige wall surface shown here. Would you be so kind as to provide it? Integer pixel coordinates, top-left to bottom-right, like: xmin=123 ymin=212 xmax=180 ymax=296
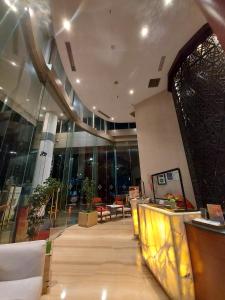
xmin=135 ymin=91 xmax=196 ymax=206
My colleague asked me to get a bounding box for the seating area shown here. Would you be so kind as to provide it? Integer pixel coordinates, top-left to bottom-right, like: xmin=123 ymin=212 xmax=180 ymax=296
xmin=93 ymin=196 xmax=132 ymax=223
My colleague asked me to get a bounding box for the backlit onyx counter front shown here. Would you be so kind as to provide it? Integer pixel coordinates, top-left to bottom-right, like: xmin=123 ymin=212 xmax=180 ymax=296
xmin=138 ymin=204 xmax=200 ymax=300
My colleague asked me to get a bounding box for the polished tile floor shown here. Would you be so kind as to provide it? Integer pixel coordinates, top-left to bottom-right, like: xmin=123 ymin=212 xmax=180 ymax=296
xmin=41 ymin=218 xmax=168 ymax=300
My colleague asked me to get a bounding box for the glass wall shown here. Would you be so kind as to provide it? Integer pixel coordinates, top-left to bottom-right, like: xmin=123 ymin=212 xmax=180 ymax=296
xmin=0 ymin=1 xmax=140 ymax=245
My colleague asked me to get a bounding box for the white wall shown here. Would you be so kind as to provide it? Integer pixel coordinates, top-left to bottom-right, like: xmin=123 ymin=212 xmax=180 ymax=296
xmin=135 ymin=90 xmax=196 ymax=205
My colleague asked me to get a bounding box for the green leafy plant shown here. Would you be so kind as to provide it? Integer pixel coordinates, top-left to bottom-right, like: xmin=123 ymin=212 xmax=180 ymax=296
xmin=27 ymin=177 xmax=61 ymax=240
xmin=82 ymin=177 xmax=95 ymax=212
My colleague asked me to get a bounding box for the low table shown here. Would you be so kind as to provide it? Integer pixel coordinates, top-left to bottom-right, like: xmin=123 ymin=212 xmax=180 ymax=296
xmin=106 ymin=205 xmax=124 ymax=218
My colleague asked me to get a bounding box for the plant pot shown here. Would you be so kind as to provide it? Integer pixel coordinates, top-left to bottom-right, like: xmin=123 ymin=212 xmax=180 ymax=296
xmin=78 ymin=211 xmax=98 ymax=227
xmin=42 ymin=253 xmax=52 ymax=295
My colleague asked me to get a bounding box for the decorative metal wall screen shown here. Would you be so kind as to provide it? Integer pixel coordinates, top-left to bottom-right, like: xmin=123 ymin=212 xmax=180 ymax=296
xmin=172 ymin=34 xmax=225 ymax=208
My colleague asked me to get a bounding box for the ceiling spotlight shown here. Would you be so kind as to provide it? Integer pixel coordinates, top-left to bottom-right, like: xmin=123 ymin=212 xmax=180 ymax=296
xmin=39 ymin=113 xmax=43 ymax=117
xmin=42 ymin=106 xmax=46 ymax=111
xmin=63 ymin=19 xmax=71 ymax=31
xmin=76 ymin=78 xmax=80 ymax=84
xmin=4 ymin=98 xmax=8 ymax=103
xmin=111 ymin=117 xmax=114 ymax=121
xmin=129 ymin=89 xmax=134 ymax=95
xmin=93 ymin=106 xmax=96 ymax=110
xmin=26 ymin=98 xmax=30 ymax=102
xmin=0 ymin=87 xmax=3 ymax=90
xmin=4 ymin=0 xmax=17 ymax=12
xmin=60 ymin=113 xmax=64 ymax=117
xmin=11 ymin=61 xmax=16 ymax=66
xmin=24 ymin=6 xmax=28 ymax=11
xmin=141 ymin=26 xmax=149 ymax=38
xmin=164 ymin=0 xmax=173 ymax=7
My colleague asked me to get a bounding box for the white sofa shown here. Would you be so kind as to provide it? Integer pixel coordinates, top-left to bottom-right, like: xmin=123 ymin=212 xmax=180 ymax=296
xmin=0 ymin=240 xmax=46 ymax=300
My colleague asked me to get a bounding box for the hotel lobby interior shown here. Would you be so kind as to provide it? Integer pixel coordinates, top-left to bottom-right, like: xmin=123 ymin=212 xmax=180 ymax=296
xmin=1 ymin=0 xmax=225 ymax=299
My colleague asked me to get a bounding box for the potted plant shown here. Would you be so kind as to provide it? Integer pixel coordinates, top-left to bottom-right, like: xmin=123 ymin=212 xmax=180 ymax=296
xmin=42 ymin=240 xmax=52 ymax=295
xmin=78 ymin=177 xmax=98 ymax=227
xmin=27 ymin=177 xmax=61 ymax=240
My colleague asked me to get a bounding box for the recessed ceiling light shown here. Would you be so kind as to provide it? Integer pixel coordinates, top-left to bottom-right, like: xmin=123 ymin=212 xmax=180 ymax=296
xmin=24 ymin=6 xmax=28 ymax=11
xmin=76 ymin=78 xmax=80 ymax=84
xmin=63 ymin=19 xmax=71 ymax=31
xmin=129 ymin=89 xmax=134 ymax=95
xmin=26 ymin=98 xmax=30 ymax=102
xmin=141 ymin=26 xmax=149 ymax=38
xmin=4 ymin=98 xmax=8 ymax=103
xmin=164 ymin=0 xmax=173 ymax=7
xmin=111 ymin=117 xmax=114 ymax=121
xmin=11 ymin=61 xmax=16 ymax=66
xmin=42 ymin=106 xmax=46 ymax=111
xmin=0 ymin=87 xmax=3 ymax=90
xmin=93 ymin=106 xmax=96 ymax=110
xmin=60 ymin=113 xmax=64 ymax=117
xmin=39 ymin=113 xmax=43 ymax=117
xmin=4 ymin=0 xmax=17 ymax=12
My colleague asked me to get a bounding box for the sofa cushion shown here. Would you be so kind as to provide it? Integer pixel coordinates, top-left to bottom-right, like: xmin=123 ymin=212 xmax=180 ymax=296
xmin=0 ymin=276 xmax=42 ymax=300
xmin=0 ymin=240 xmax=45 ymax=281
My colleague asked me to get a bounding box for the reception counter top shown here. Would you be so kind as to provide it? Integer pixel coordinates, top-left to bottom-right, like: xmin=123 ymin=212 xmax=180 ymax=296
xmin=138 ymin=204 xmax=200 ymax=300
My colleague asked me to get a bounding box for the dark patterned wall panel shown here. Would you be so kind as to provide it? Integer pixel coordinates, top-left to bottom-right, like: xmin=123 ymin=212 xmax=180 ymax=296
xmin=172 ymin=34 xmax=225 ymax=208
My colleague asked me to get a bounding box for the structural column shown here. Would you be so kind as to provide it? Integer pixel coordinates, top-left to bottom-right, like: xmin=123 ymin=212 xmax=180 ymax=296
xmin=32 ymin=112 xmax=58 ymax=188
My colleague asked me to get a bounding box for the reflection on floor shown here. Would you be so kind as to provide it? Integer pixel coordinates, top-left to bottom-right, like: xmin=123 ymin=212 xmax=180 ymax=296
xmin=41 ymin=218 xmax=168 ymax=300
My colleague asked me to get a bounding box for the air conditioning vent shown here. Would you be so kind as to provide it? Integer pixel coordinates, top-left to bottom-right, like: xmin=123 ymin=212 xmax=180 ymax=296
xmin=98 ymin=110 xmax=110 ymax=119
xmin=65 ymin=42 xmax=76 ymax=71
xmin=148 ymin=78 xmax=161 ymax=88
xmin=158 ymin=56 xmax=166 ymax=71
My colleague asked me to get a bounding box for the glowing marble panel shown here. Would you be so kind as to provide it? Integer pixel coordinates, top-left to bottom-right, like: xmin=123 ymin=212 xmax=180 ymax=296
xmin=138 ymin=205 xmax=200 ymax=300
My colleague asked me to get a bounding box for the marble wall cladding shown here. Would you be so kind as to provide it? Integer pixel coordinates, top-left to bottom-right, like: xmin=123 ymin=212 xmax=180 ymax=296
xmin=138 ymin=205 xmax=200 ymax=300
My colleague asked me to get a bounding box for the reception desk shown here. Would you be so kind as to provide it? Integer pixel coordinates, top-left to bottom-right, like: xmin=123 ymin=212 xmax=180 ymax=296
xmin=185 ymin=222 xmax=225 ymax=300
xmin=130 ymin=198 xmax=149 ymax=237
xmin=138 ymin=204 xmax=200 ymax=300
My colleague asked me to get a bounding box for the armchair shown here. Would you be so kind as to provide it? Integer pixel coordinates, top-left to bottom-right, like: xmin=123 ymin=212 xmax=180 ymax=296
xmin=0 ymin=240 xmax=46 ymax=300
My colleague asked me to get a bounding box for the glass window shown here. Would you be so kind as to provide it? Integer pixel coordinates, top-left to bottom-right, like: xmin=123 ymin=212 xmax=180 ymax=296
xmin=115 ymin=123 xmax=129 ymax=130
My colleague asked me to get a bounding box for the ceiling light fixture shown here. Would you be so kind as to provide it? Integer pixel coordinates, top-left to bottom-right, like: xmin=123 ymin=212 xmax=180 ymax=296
xmin=11 ymin=61 xmax=16 ymax=66
xmin=63 ymin=19 xmax=71 ymax=31
xmin=111 ymin=117 xmax=114 ymax=121
xmin=141 ymin=25 xmax=149 ymax=38
xmin=39 ymin=113 xmax=43 ymax=117
xmin=0 ymin=87 xmax=3 ymax=90
xmin=4 ymin=0 xmax=17 ymax=12
xmin=129 ymin=89 xmax=134 ymax=95
xmin=4 ymin=98 xmax=8 ymax=103
xmin=26 ymin=98 xmax=30 ymax=102
xmin=93 ymin=106 xmax=96 ymax=110
xmin=164 ymin=0 xmax=173 ymax=7
xmin=24 ymin=6 xmax=28 ymax=11
xmin=60 ymin=113 xmax=64 ymax=117
xmin=42 ymin=106 xmax=46 ymax=111
xmin=76 ymin=78 xmax=80 ymax=84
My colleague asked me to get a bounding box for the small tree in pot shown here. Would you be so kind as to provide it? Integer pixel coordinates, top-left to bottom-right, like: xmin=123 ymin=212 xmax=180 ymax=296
xmin=27 ymin=177 xmax=61 ymax=240
xmin=78 ymin=177 xmax=98 ymax=227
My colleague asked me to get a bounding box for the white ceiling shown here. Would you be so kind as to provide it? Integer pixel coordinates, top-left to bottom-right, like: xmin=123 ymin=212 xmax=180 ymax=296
xmin=50 ymin=0 xmax=206 ymax=122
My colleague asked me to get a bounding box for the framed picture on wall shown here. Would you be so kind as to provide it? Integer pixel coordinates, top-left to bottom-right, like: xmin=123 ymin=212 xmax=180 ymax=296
xmin=166 ymin=172 xmax=173 ymax=181
xmin=157 ymin=174 xmax=167 ymax=185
